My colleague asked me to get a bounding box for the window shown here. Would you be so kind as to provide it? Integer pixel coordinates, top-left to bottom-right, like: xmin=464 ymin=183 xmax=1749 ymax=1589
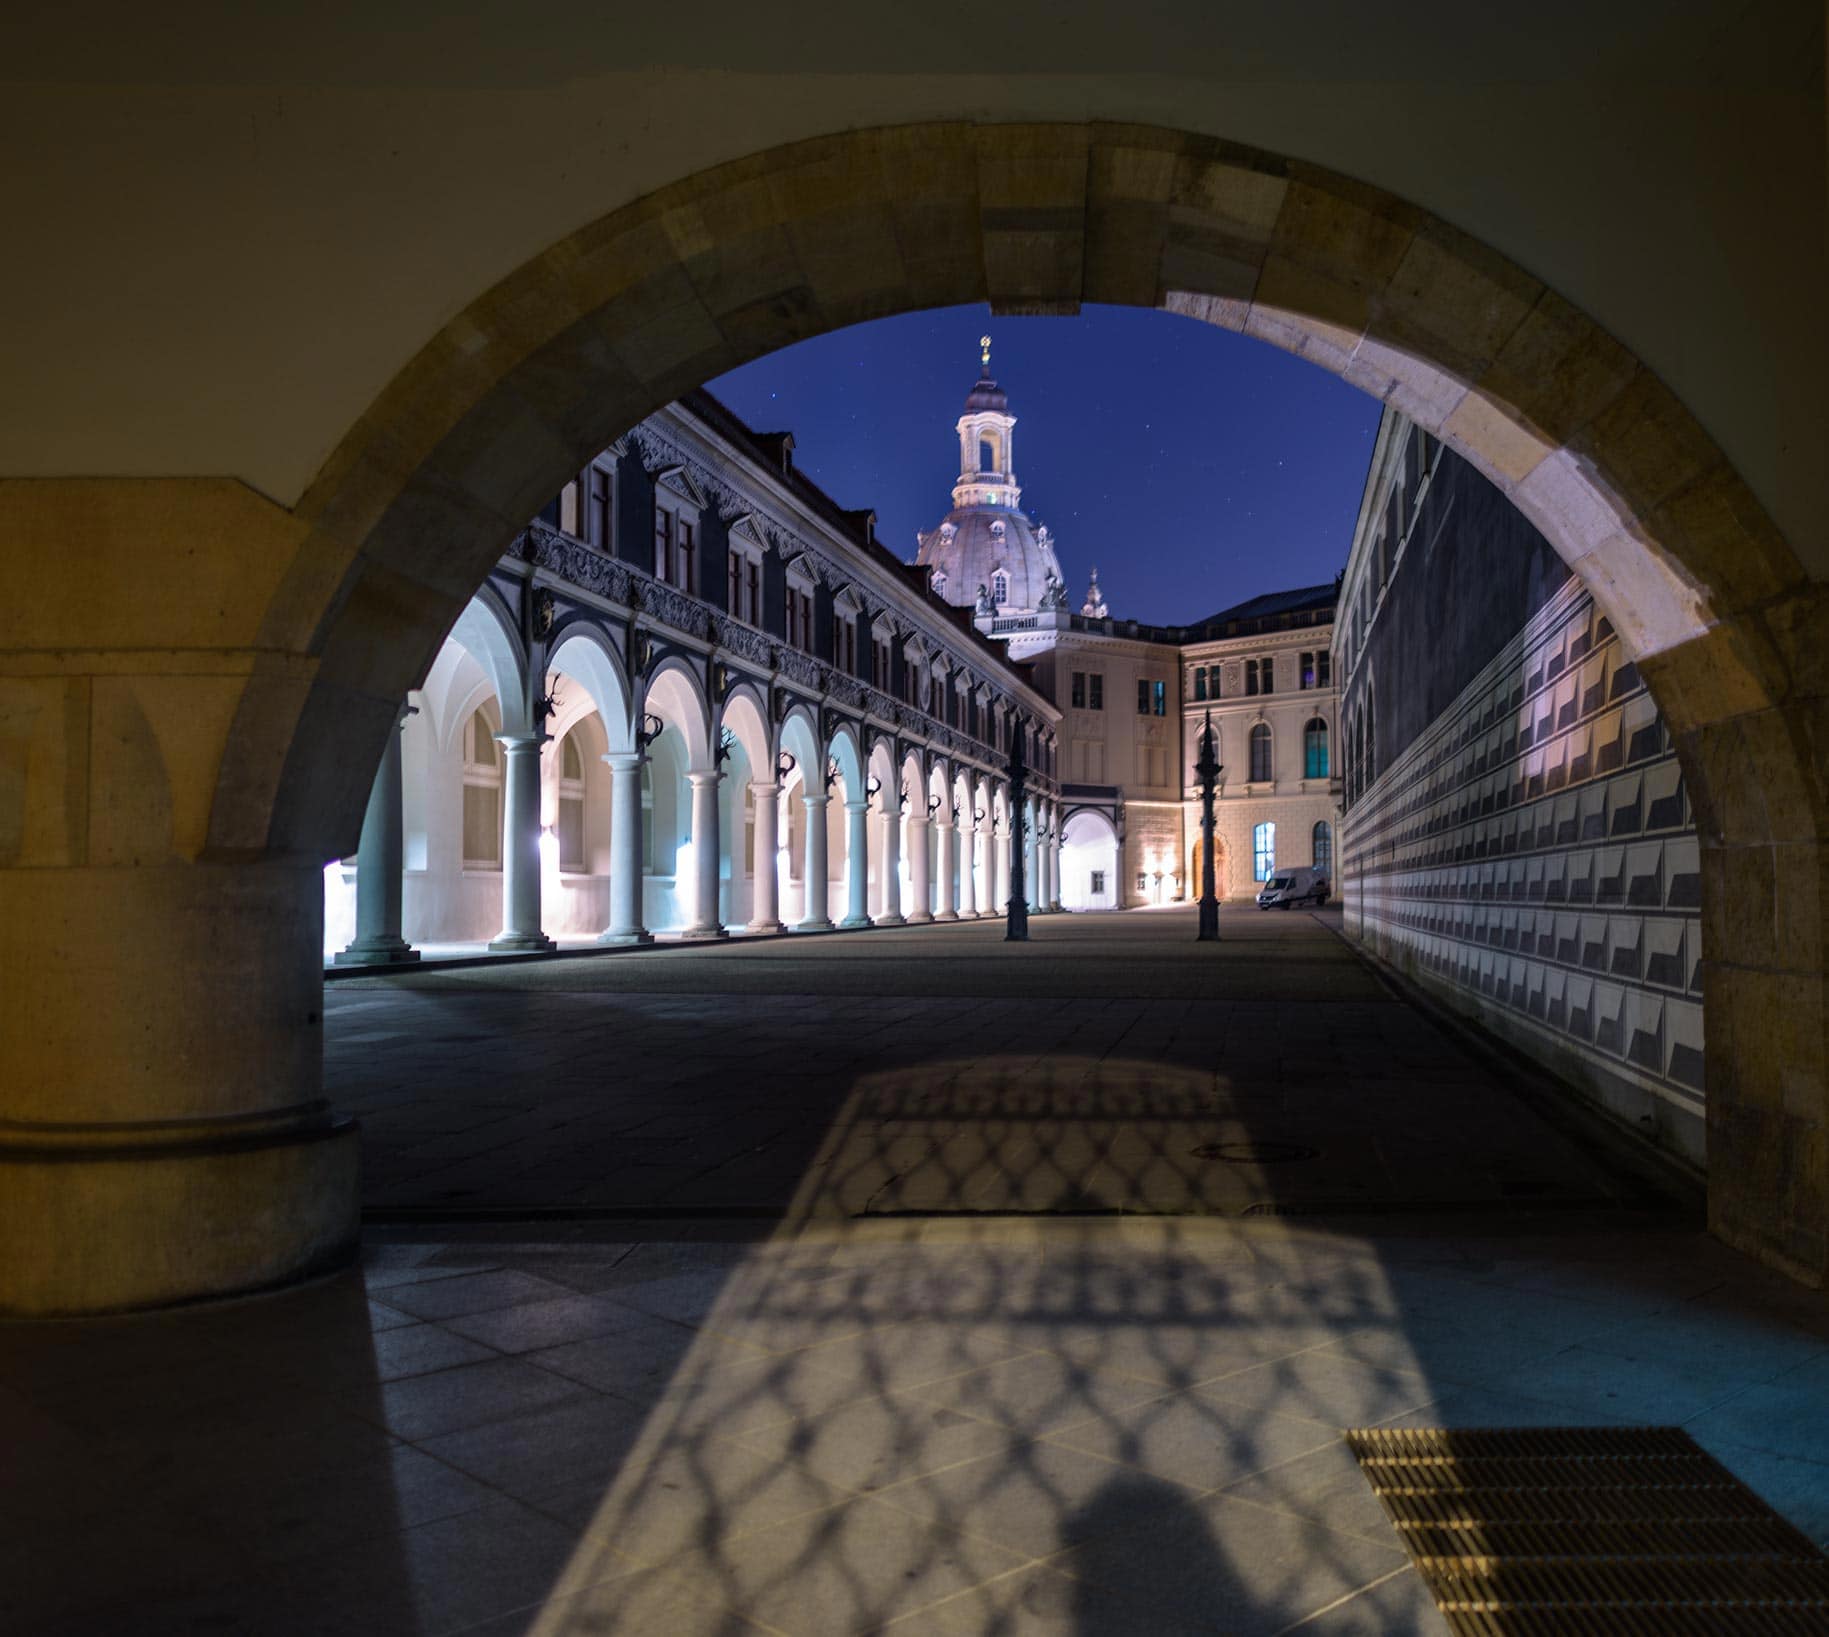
xmin=1071 ymin=671 xmax=1086 ymax=709
xmin=932 ymin=570 xmax=946 ymax=598
xmin=1089 ymin=673 xmax=1103 ymax=711
xmin=745 ymin=558 xmax=761 ymax=625
xmin=872 ymin=637 xmax=891 ymax=689
xmin=1152 ymin=680 xmax=1167 ymax=717
xmin=1249 ymin=722 xmax=1272 ymax=783
xmin=1245 ymin=659 xmax=1259 ymax=696
xmin=832 ymin=611 xmax=857 ymax=675
xmin=1090 ymin=870 xmax=1106 ymax=896
xmin=588 ymin=466 xmax=611 ymax=550
xmin=654 ymin=508 xmax=695 ymax=592
xmin=1137 ymin=678 xmax=1150 ymax=715
xmin=1193 ymin=667 xmax=1207 ymax=701
xmin=1304 ymin=717 xmax=1329 ymax=779
xmin=1136 ymin=873 xmax=1148 ymax=894
xmin=1312 ymin=821 xmax=1332 ymax=876
xmin=461 ymin=710 xmax=502 ymax=869
xmin=1260 ymin=655 xmax=1275 ymax=694
xmin=1317 ymin=651 xmax=1331 ymax=688
xmin=558 ymin=732 xmax=586 ymax=873
xmin=978 ymin=436 xmax=996 ymax=472
xmin=1253 ymin=821 xmax=1276 ymax=882
xmin=726 ymin=552 xmax=742 ymax=618
xmin=785 ymin=576 xmax=814 ymax=651
xmin=991 ymin=570 xmax=1009 ymax=606
xmin=1300 ymin=652 xmax=1316 ymax=689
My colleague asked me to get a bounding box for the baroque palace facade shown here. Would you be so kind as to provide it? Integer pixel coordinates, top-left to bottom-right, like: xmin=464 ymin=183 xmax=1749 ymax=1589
xmin=326 ymin=390 xmax=1066 ymax=960
xmin=917 ymin=352 xmax=1342 ymax=907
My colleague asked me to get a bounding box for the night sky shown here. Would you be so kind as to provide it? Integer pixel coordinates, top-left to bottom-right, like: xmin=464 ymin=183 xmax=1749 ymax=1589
xmin=709 ymin=303 xmax=1380 ymax=626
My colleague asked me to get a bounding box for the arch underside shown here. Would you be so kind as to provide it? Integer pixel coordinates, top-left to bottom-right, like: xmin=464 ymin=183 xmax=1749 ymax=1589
xmin=243 ymin=119 xmax=1823 ymax=1282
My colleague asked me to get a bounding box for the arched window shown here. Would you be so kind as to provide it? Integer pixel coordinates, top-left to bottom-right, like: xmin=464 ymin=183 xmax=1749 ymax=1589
xmin=1253 ymin=821 xmax=1276 ymax=882
xmin=1304 ymin=717 xmax=1329 ymax=779
xmin=558 ymin=731 xmax=587 ymax=873
xmin=461 ymin=709 xmax=502 ymax=869
xmin=1313 ymin=820 xmax=1332 ymax=875
xmin=978 ymin=436 xmax=997 ymax=473
xmin=1249 ymin=722 xmax=1272 ymax=783
xmin=931 ymin=569 xmax=947 ymax=598
xmin=991 ymin=570 xmax=1010 ymax=606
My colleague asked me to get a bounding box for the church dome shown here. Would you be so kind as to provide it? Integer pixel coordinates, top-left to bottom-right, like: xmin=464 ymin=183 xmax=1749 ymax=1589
xmin=917 ymin=506 xmax=1064 ymax=613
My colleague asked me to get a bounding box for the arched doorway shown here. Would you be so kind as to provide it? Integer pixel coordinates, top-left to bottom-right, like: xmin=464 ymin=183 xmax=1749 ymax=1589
xmin=1186 ymin=831 xmax=1227 ymax=904
xmin=1061 ymin=809 xmax=1121 ymax=911
xmin=17 ymin=120 xmax=1823 ymax=1310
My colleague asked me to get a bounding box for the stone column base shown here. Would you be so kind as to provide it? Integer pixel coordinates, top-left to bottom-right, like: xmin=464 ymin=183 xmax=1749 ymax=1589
xmin=0 ymin=1109 xmax=360 ymax=1317
xmin=796 ymin=918 xmax=835 ymax=933
xmin=597 ymin=928 xmax=655 ymax=947
xmin=933 ymin=910 xmax=958 ymax=922
xmin=747 ymin=919 xmax=785 ymax=936
xmin=680 ymin=926 xmax=730 ymax=941
xmin=907 ymin=911 xmax=934 ymax=924
xmin=489 ymin=930 xmax=557 ymax=953
xmin=333 ymin=936 xmax=420 ymax=966
xmin=838 ymin=915 xmax=873 ymax=930
xmin=874 ymin=913 xmax=907 ymax=927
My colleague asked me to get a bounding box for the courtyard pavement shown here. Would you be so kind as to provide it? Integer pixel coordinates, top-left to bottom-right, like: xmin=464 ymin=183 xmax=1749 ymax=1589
xmin=8 ymin=909 xmax=1829 ymax=1634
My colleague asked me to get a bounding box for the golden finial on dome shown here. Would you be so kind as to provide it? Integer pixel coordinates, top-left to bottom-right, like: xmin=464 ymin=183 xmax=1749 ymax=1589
xmin=980 ymin=334 xmax=992 ymax=372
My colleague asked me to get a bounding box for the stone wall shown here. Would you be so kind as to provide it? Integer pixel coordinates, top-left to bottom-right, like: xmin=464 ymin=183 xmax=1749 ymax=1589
xmin=1344 ymin=574 xmax=1705 ymax=1166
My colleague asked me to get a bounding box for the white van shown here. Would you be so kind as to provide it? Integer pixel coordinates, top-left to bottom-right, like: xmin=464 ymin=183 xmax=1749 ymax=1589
xmin=1256 ymin=866 xmax=1329 ymax=910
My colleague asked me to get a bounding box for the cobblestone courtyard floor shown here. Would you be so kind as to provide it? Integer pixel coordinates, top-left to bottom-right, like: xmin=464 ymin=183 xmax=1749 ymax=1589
xmin=10 ymin=909 xmax=1829 ymax=1634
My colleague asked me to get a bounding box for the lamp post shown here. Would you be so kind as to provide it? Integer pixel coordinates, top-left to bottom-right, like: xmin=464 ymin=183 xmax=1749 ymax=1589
xmin=1196 ymin=708 xmax=1222 ymax=942
xmin=1006 ymin=722 xmax=1029 ymax=942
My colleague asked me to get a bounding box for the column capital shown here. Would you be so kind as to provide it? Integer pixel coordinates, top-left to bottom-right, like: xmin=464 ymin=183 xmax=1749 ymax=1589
xmin=845 ymin=797 xmax=870 ymax=815
xmin=603 ymin=749 xmax=648 ymax=773
xmin=495 ymin=730 xmax=549 ymax=752
xmin=748 ymin=780 xmax=779 ymax=800
xmin=687 ymin=768 xmax=725 ymax=790
xmin=801 ymin=789 xmax=830 ymax=809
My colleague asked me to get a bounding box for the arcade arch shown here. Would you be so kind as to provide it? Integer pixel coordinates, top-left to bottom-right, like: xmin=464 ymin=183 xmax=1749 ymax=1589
xmin=9 ymin=119 xmax=1824 ymax=1312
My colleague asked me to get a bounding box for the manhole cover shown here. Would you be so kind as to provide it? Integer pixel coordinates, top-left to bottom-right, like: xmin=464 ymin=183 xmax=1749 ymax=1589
xmin=1190 ymin=1141 xmax=1318 ymax=1164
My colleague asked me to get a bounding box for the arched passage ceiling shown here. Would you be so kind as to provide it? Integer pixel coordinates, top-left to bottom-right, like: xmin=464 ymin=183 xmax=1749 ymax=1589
xmin=0 ymin=3 xmax=1822 ymax=565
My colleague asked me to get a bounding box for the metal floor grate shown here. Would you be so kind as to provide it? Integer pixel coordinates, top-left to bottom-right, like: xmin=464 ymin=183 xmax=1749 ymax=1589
xmin=1345 ymin=1426 xmax=1829 ymax=1634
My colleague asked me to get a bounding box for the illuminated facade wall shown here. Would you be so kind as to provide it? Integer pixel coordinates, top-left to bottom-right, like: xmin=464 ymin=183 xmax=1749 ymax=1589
xmin=1339 ymin=410 xmax=1704 ymax=1166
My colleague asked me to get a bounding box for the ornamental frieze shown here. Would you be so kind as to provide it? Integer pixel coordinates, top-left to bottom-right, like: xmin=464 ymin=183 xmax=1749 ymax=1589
xmin=638 ymin=580 xmax=712 ymax=640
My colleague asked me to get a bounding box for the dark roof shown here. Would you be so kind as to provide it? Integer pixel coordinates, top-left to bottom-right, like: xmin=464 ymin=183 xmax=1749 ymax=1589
xmin=963 ymin=373 xmax=1008 ymax=413
xmin=1193 ymin=583 xmax=1338 ymax=627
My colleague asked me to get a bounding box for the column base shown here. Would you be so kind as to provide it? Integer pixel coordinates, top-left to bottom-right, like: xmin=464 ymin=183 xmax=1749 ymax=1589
xmin=597 ymin=928 xmax=655 ymax=947
xmin=838 ymin=915 xmax=873 ymax=930
xmin=488 ymin=931 xmax=557 ymax=953
xmin=795 ymin=918 xmax=834 ymax=933
xmin=934 ymin=910 xmax=958 ymax=922
xmin=333 ymin=937 xmax=420 ymax=967
xmin=680 ymin=926 xmax=730 ymax=941
xmin=0 ymin=1109 xmax=360 ymax=1317
xmin=874 ymin=913 xmax=907 ymax=928
xmin=747 ymin=919 xmax=785 ymax=936
xmin=907 ymin=911 xmax=934 ymax=925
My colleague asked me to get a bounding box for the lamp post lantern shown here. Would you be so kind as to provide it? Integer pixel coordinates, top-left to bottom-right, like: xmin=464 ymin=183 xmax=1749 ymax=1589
xmin=1197 ymin=708 xmax=1222 ymax=942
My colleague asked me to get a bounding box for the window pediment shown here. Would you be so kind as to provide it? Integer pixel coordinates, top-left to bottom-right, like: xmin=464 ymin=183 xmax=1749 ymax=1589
xmin=653 ymin=464 xmax=708 ymax=512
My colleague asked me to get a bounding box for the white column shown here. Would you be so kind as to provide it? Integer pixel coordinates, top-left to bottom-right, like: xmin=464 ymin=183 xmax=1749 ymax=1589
xmin=841 ymin=799 xmax=871 ymax=928
xmin=991 ymin=815 xmax=1009 ymax=914
xmin=600 ymin=751 xmax=653 ymax=945
xmin=748 ymin=780 xmax=781 ymax=933
xmin=908 ymin=811 xmax=932 ymax=923
xmin=933 ymin=816 xmax=956 ymax=920
xmin=877 ymin=800 xmax=905 ymax=925
xmin=1049 ymin=802 xmax=1064 ymax=911
xmin=1024 ymin=807 xmax=1040 ymax=913
xmin=490 ymin=733 xmax=555 ymax=953
xmin=683 ymin=769 xmax=727 ymax=939
xmin=958 ymin=816 xmax=977 ymax=917
xmin=798 ymin=791 xmax=831 ymax=930
xmin=336 ymin=706 xmax=419 ymax=965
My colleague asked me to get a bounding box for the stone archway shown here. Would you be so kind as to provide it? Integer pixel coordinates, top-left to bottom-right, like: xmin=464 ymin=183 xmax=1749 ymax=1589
xmin=1188 ymin=833 xmax=1227 ymax=904
xmin=8 ymin=120 xmax=1823 ymax=1313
